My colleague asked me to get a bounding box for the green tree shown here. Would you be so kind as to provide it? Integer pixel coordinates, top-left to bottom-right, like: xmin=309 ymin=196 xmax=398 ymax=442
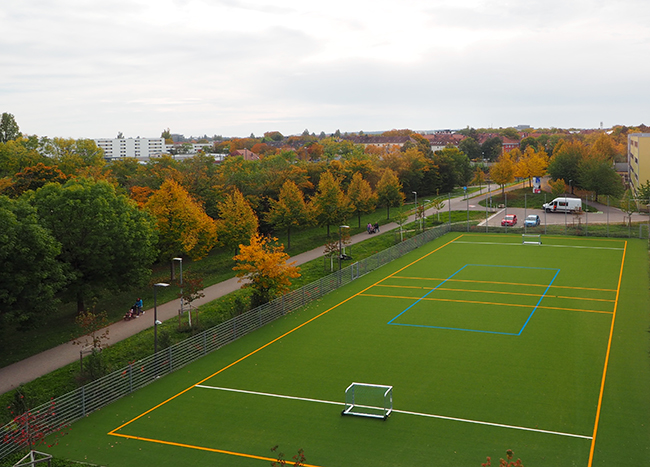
xmin=0 ymin=196 xmax=65 ymax=329
xmin=266 ymin=180 xmax=312 ymax=250
xmin=481 ymin=136 xmax=503 ymax=161
xmin=578 ymin=156 xmax=624 ymax=199
xmin=29 ymin=178 xmax=157 ymax=313
xmin=0 ymin=113 xmax=20 ymax=143
xmin=458 ymin=137 xmax=482 ymax=160
xmin=347 ymin=172 xmax=377 ymax=228
xmin=376 ymin=168 xmax=404 ymax=219
xmin=0 ymin=138 xmax=48 ymax=178
xmin=547 ymin=140 xmax=587 ymax=190
xmin=311 ymin=171 xmax=353 ymax=236
xmin=215 ymin=188 xmax=259 ymax=254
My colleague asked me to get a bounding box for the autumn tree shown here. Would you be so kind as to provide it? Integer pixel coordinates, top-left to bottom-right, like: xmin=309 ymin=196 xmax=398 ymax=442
xmin=548 ymin=178 xmax=567 ymax=197
xmin=233 ymin=233 xmax=300 ymax=308
xmin=490 ymin=151 xmax=516 ymax=197
xmin=11 ymin=163 xmax=68 ymax=196
xmin=215 ymin=188 xmax=259 ymax=254
xmin=347 ymin=172 xmax=377 ymax=228
xmin=146 ymin=179 xmax=218 ymax=273
xmin=311 ymin=170 xmax=353 ymax=236
xmin=376 ymin=168 xmax=405 ymax=219
xmin=30 ymin=178 xmax=157 ymax=313
xmin=266 ymin=180 xmax=312 ymax=250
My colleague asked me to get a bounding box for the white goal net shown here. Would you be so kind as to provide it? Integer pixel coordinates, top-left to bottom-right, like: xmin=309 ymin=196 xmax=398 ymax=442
xmin=522 ymin=234 xmax=542 ymax=245
xmin=342 ymin=383 xmax=392 ymax=420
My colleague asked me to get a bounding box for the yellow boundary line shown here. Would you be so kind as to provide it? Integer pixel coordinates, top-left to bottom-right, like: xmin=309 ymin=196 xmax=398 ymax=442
xmin=360 ymin=293 xmax=614 ymax=315
xmin=109 ymin=432 xmax=324 ymax=467
xmin=391 ymin=276 xmax=617 ymax=292
xmin=588 ymin=240 xmax=627 ymax=467
xmin=107 ymin=234 xmax=466 ymax=462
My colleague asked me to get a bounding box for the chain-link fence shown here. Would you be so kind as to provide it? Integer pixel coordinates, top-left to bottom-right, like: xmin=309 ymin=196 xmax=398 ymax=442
xmin=0 ymin=223 xmax=452 ymax=461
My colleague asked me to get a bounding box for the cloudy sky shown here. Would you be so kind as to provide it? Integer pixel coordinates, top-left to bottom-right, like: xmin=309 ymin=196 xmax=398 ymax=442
xmin=2 ymin=0 xmax=649 ymax=139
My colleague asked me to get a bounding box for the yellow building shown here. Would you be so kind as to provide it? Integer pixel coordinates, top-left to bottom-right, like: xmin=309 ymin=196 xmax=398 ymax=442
xmin=627 ymin=133 xmax=650 ymax=198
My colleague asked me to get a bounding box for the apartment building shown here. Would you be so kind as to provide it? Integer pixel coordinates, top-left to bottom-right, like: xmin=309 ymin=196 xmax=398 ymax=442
xmin=94 ymin=137 xmax=166 ymax=160
xmin=627 ymin=133 xmax=650 ymax=197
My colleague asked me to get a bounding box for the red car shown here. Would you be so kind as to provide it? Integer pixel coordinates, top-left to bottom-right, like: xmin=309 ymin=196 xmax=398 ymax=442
xmin=501 ymin=214 xmax=517 ymax=226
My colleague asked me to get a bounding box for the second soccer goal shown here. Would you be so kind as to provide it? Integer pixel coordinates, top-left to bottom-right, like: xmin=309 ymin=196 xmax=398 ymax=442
xmin=342 ymin=382 xmax=393 ymax=420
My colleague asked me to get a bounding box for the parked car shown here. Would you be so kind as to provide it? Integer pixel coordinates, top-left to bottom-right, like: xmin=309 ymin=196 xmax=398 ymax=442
xmin=501 ymin=214 xmax=517 ymax=226
xmin=542 ymin=197 xmax=582 ymax=213
xmin=524 ymin=214 xmax=540 ymax=227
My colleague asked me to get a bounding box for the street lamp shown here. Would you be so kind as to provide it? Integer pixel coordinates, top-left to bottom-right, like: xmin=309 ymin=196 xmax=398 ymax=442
xmin=338 ymin=225 xmax=349 ymax=272
xmin=412 ymin=191 xmax=418 ymax=231
xmin=424 ymin=200 xmax=431 ymax=229
xmin=153 ymin=282 xmax=170 ymax=354
xmin=173 ymin=257 xmax=185 ymax=325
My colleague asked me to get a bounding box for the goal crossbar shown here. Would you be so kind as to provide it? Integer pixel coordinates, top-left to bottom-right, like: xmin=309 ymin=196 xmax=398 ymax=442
xmin=342 ymin=382 xmax=393 ymax=420
xmin=522 ymin=234 xmax=542 ymax=245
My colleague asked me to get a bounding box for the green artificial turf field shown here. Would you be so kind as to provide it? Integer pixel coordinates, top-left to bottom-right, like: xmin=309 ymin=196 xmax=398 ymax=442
xmin=43 ymin=233 xmax=650 ymax=467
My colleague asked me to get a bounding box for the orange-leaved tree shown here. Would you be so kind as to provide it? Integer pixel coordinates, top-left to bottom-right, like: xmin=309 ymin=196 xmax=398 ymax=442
xmin=233 ymin=233 xmax=300 ymax=308
xmin=146 ymin=179 xmax=218 ymax=276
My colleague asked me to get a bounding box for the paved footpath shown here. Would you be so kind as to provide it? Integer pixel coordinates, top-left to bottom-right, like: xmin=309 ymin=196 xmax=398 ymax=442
xmin=1 ymin=183 xmax=642 ymax=395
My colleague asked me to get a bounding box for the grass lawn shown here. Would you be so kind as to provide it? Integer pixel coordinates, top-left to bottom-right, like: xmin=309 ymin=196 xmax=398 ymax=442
xmin=36 ymin=233 xmax=650 ymax=467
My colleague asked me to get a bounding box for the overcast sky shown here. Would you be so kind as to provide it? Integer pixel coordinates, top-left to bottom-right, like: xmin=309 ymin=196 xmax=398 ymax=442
xmin=2 ymin=0 xmax=649 ymax=139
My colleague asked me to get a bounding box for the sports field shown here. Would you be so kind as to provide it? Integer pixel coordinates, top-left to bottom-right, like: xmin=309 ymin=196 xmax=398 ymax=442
xmin=44 ymin=233 xmax=650 ymax=466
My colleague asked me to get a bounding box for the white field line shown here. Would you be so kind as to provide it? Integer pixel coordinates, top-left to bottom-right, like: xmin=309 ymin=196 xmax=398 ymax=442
xmin=453 ymin=241 xmax=624 ymax=251
xmin=194 ymin=384 xmax=592 ymax=440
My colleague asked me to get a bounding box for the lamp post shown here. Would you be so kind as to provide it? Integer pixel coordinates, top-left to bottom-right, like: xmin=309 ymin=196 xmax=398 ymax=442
xmin=424 ymin=200 xmax=430 ymax=229
xmin=153 ymin=282 xmax=170 ymax=354
xmin=338 ymin=225 xmax=349 ymax=272
xmin=412 ymin=191 xmax=418 ymax=231
xmin=173 ymin=257 xmax=186 ymax=325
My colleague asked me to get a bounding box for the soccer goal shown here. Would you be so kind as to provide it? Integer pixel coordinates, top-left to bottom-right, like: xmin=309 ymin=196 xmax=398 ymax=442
xmin=342 ymin=383 xmax=393 ymax=420
xmin=522 ymin=234 xmax=542 ymax=245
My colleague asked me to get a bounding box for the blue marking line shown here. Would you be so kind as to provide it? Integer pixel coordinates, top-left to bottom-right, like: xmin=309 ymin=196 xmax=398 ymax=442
xmin=388 ymin=264 xmax=561 ymax=336
xmin=387 ymin=265 xmax=469 ymax=325
xmin=516 ymin=268 xmax=561 ymax=335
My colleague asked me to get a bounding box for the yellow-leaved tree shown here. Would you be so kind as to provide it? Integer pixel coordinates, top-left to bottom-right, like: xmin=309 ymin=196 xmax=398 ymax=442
xmin=233 ymin=234 xmax=300 ymax=308
xmin=146 ymin=179 xmax=218 ymax=276
xmin=489 ymin=151 xmax=516 ymax=197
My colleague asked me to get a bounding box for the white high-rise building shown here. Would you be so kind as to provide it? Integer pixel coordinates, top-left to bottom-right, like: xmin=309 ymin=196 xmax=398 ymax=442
xmin=94 ymin=137 xmax=166 ymax=160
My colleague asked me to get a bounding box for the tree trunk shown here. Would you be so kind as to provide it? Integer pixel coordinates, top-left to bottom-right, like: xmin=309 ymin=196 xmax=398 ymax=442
xmin=358 ymin=211 xmax=361 ymax=228
xmin=170 ymin=260 xmax=176 ymax=281
xmin=287 ymin=226 xmax=291 ymax=250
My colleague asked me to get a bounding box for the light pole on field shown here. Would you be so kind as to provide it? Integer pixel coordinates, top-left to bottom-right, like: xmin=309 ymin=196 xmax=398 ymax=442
xmin=153 ymin=282 xmax=170 ymax=354
xmin=173 ymin=257 xmax=187 ymax=325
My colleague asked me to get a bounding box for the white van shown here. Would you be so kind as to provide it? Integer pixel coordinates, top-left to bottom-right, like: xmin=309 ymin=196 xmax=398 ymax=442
xmin=542 ymin=197 xmax=582 ymax=213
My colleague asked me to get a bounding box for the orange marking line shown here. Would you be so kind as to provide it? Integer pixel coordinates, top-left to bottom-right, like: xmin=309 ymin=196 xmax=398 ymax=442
xmin=360 ymin=293 xmax=614 ymax=315
xmin=109 ymin=234 xmax=465 ymax=453
xmin=391 ymin=276 xmax=617 ymax=292
xmin=588 ymin=241 xmax=627 ymax=467
xmin=376 ymin=284 xmax=615 ymax=303
xmin=109 ymin=432 xmax=324 ymax=467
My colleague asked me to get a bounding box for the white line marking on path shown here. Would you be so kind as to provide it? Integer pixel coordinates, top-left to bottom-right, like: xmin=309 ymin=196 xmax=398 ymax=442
xmin=194 ymin=384 xmax=592 ymax=440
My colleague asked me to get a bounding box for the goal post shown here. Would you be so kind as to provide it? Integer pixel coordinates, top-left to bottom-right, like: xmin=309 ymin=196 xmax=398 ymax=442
xmin=342 ymin=383 xmax=393 ymax=420
xmin=522 ymin=234 xmax=542 ymax=245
